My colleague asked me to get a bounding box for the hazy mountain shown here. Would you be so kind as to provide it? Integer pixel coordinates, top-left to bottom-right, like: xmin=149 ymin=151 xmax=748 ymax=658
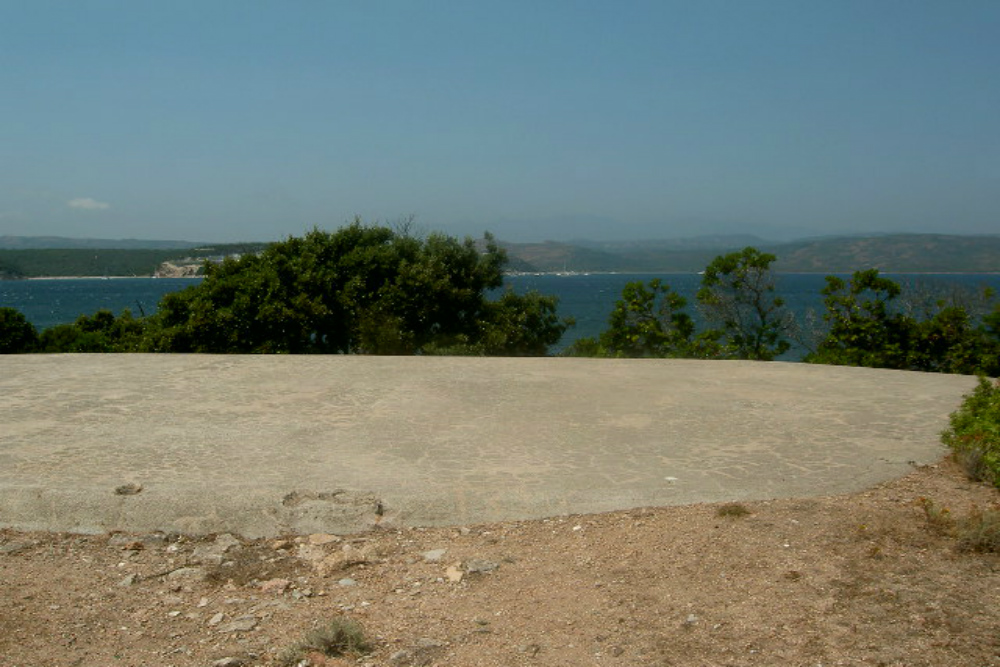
xmin=2 ymin=232 xmax=998 ymax=276
xmin=504 ymin=233 xmax=1000 ymax=273
xmin=0 ymin=236 xmax=203 ymax=250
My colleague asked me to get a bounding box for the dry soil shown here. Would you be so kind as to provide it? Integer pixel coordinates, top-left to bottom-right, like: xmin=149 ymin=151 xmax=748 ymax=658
xmin=2 ymin=458 xmax=999 ymax=667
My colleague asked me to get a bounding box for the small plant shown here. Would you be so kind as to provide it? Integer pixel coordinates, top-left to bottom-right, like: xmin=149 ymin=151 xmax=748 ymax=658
xmin=956 ymin=507 xmax=1000 ymax=553
xmin=942 ymin=376 xmax=1000 ymax=488
xmin=716 ymin=502 xmax=752 ymax=518
xmin=918 ymin=497 xmax=956 ymax=535
xmin=278 ymin=617 xmax=372 ymax=666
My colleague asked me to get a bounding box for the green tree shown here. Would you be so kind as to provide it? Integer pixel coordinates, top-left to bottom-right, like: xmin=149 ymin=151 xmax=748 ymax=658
xmin=0 ymin=307 xmax=38 ymax=353
xmin=565 ymin=278 xmax=718 ymax=358
xmin=37 ymin=309 xmax=147 ymax=352
xmin=907 ymin=304 xmax=1000 ymax=375
xmin=696 ymin=247 xmax=792 ymax=360
xmin=807 ymin=270 xmax=1000 ymax=374
xmin=144 ymin=222 xmax=570 ymax=355
xmin=805 ymin=270 xmax=913 ymax=368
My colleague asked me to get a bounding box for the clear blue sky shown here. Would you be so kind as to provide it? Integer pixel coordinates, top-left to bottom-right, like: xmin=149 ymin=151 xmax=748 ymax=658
xmin=2 ymin=1 xmax=998 ymax=243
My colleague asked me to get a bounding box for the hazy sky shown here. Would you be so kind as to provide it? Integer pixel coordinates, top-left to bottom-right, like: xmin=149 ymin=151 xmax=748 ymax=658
xmin=2 ymin=1 xmax=998 ymax=243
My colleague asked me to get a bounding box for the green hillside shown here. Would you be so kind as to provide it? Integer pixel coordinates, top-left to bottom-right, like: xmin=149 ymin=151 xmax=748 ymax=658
xmin=0 ymin=243 xmax=268 ymax=278
xmin=505 ymin=234 xmax=1000 ymax=273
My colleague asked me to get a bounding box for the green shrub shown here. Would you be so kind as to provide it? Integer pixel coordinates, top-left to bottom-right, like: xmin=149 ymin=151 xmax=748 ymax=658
xmin=956 ymin=506 xmax=1000 ymax=553
xmin=942 ymin=376 xmax=1000 ymax=487
xmin=277 ymin=617 xmax=372 ymax=665
xmin=716 ymin=502 xmax=752 ymax=518
xmin=0 ymin=307 xmax=38 ymax=353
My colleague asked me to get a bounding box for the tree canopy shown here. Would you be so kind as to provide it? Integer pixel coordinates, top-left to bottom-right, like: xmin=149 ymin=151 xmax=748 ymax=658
xmin=695 ymin=247 xmax=792 ymax=361
xmin=142 ymin=222 xmax=571 ymax=355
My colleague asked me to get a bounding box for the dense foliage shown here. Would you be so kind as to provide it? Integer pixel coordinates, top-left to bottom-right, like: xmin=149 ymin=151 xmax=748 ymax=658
xmin=695 ymin=247 xmax=792 ymax=360
xmin=804 ymin=269 xmax=1000 ymax=375
xmin=942 ymin=377 xmax=1000 ymax=488
xmin=568 ymin=247 xmax=793 ymax=360
xmin=568 ymin=247 xmax=999 ymax=373
xmin=0 ymin=307 xmax=38 ymax=353
xmin=4 ymin=238 xmax=999 ymax=371
xmin=564 ymin=279 xmax=720 ymax=358
xmin=1 ymin=223 xmax=571 ymax=356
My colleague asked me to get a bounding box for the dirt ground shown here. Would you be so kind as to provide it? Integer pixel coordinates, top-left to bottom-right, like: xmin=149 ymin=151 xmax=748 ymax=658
xmin=2 ymin=457 xmax=999 ymax=667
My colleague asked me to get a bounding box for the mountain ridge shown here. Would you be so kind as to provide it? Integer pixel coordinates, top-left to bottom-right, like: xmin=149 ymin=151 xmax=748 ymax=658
xmin=1 ymin=232 xmax=998 ymax=277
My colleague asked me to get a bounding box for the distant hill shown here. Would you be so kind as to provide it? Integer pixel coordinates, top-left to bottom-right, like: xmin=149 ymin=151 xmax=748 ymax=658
xmin=0 ymin=242 xmax=268 ymax=278
xmin=504 ymin=233 xmax=1000 ymax=274
xmin=766 ymin=234 xmax=1000 ymax=273
xmin=0 ymin=235 xmax=204 ymax=250
xmin=1 ymin=232 xmax=998 ymax=277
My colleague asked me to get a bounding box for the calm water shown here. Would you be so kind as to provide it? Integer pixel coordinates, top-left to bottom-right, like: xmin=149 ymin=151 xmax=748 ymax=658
xmin=3 ymin=273 xmax=999 ymax=355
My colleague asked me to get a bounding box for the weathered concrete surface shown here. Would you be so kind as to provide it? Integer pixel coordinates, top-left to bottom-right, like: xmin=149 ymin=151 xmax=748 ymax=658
xmin=0 ymin=355 xmax=977 ymax=537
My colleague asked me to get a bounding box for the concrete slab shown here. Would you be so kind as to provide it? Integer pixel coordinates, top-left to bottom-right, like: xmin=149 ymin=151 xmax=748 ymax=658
xmin=0 ymin=355 xmax=977 ymax=537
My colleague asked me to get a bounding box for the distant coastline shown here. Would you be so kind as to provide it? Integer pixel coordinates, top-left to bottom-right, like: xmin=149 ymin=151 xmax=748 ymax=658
xmin=3 ymin=232 xmax=1000 ymax=277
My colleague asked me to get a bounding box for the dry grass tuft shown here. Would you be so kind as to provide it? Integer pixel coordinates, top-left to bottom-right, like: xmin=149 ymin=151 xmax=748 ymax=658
xmin=956 ymin=506 xmax=1000 ymax=553
xmin=277 ymin=617 xmax=372 ymax=666
xmin=716 ymin=502 xmax=752 ymax=518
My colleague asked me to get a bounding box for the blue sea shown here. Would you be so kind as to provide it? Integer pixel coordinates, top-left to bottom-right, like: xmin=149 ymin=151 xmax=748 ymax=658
xmin=3 ymin=273 xmax=999 ymax=356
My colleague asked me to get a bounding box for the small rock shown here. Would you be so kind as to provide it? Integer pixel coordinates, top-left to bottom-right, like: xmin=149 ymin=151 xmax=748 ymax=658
xmin=114 ymin=483 xmax=143 ymax=495
xmin=212 ymin=657 xmax=245 ymax=667
xmin=311 ymin=543 xmax=372 ymax=575
xmin=416 ymin=638 xmax=444 ymax=648
xmin=107 ymin=534 xmax=137 ymax=547
xmin=216 ymin=615 xmax=258 ymax=633
xmin=389 ymin=649 xmax=412 ymax=665
xmin=139 ymin=532 xmax=169 ymax=547
xmin=445 ymin=566 xmax=464 ymax=583
xmin=338 ymin=578 xmax=357 ymax=587
xmin=0 ymin=541 xmax=31 ymax=554
xmin=259 ymin=578 xmax=291 ymax=594
xmin=464 ymin=559 xmax=499 ymax=574
xmin=422 ymin=548 xmax=447 ymax=562
xmin=117 ymin=573 xmax=139 ymax=587
xmin=685 ymin=614 xmax=699 ymax=625
xmin=208 ymin=612 xmax=225 ymax=626
xmin=308 ymin=533 xmax=340 ymax=545
xmin=214 ymin=534 xmax=241 ymax=551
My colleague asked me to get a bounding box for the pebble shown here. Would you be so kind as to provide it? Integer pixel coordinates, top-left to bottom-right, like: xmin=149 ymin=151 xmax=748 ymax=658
xmin=259 ymin=578 xmax=290 ymax=594
xmin=167 ymin=566 xmax=207 ymax=581
xmin=464 ymin=559 xmax=499 ymax=574
xmin=422 ymin=548 xmax=447 ymax=562
xmin=117 ymin=573 xmax=139 ymax=587
xmin=212 ymin=658 xmax=245 ymax=667
xmin=0 ymin=541 xmax=31 ymax=554
xmin=216 ymin=615 xmax=258 ymax=633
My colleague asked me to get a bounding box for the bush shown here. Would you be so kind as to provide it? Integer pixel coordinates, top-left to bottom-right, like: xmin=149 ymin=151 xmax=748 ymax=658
xmin=0 ymin=307 xmax=38 ymax=353
xmin=942 ymin=376 xmax=1000 ymax=488
xmin=277 ymin=617 xmax=372 ymax=665
xmin=956 ymin=506 xmax=1000 ymax=553
xmin=145 ymin=222 xmax=571 ymax=355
